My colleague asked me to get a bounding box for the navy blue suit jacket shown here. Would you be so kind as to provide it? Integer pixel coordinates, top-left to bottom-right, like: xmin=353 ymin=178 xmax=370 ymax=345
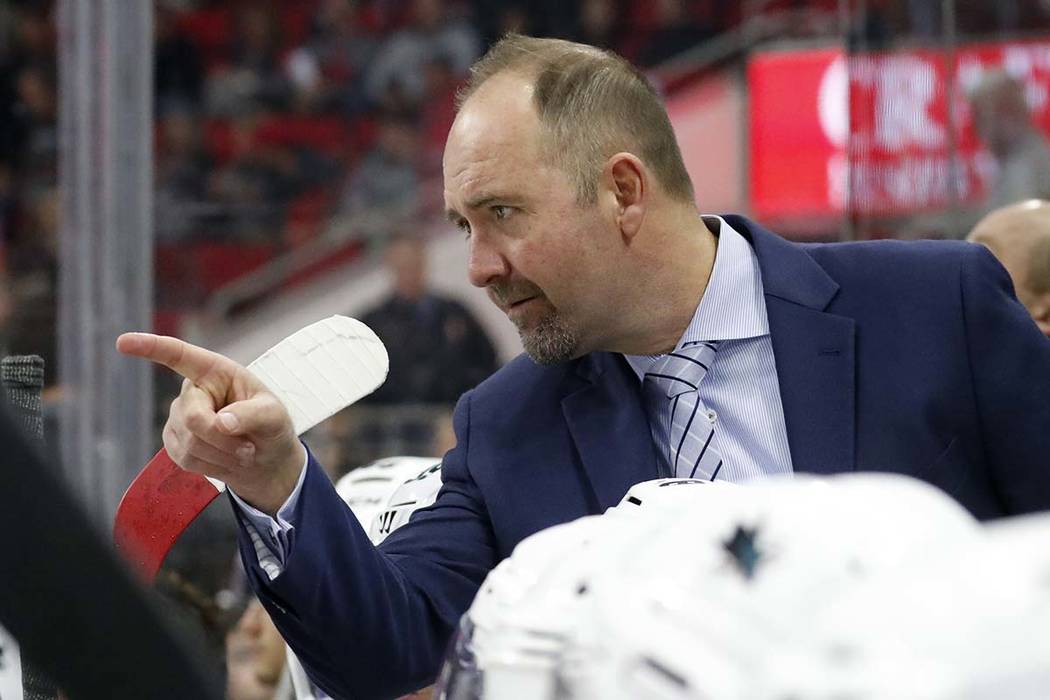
xmin=236 ymin=216 xmax=1050 ymax=699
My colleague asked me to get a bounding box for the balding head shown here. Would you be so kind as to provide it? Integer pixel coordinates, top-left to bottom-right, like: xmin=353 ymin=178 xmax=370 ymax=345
xmin=968 ymin=199 xmax=1050 ymax=336
xmin=441 ymin=35 xmax=719 ymax=362
xmin=453 ymin=33 xmax=694 ymax=206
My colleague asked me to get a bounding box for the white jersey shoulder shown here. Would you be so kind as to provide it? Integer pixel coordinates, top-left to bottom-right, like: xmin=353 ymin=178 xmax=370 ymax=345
xmin=368 ymin=459 xmax=443 ymax=544
xmin=335 ymin=456 xmax=439 ymax=532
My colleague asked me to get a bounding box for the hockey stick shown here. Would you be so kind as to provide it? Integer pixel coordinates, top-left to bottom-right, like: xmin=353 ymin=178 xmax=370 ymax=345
xmin=113 ymin=316 xmax=388 ymax=582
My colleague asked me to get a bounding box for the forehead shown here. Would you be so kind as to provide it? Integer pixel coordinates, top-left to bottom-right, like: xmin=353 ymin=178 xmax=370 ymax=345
xmin=443 ymin=75 xmax=547 ymax=203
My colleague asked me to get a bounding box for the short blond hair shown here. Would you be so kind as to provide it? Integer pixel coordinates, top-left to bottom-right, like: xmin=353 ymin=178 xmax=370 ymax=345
xmin=458 ymin=34 xmax=694 ymax=205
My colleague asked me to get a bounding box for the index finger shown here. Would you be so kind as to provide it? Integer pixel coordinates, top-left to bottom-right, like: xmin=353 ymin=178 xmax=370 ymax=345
xmin=116 ymin=333 xmax=234 ymax=385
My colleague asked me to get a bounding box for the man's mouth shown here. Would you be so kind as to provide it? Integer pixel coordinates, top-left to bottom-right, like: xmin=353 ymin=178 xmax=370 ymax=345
xmin=508 ymin=296 xmax=537 ymax=310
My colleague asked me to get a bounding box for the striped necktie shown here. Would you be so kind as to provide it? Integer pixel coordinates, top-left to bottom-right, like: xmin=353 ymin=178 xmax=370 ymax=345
xmin=643 ymin=341 xmax=724 ymax=480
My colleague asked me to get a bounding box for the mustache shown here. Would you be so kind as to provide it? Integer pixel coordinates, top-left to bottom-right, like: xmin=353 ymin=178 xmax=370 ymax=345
xmin=488 ymin=279 xmax=544 ymax=306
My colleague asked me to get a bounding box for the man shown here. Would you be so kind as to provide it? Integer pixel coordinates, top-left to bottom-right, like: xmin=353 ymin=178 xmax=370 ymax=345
xmin=118 ymin=35 xmax=1050 ymax=699
xmin=968 ymin=199 xmax=1050 ymax=337
xmin=361 ymin=234 xmax=498 ymax=405
xmin=969 ymin=70 xmax=1050 ymax=209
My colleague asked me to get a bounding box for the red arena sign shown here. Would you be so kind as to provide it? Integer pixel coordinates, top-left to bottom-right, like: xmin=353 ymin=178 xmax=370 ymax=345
xmin=748 ymin=41 xmax=1050 ymax=220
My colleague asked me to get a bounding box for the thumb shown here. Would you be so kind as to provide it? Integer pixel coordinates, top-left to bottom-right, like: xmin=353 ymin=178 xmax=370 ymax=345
xmin=216 ymin=393 xmax=293 ymax=442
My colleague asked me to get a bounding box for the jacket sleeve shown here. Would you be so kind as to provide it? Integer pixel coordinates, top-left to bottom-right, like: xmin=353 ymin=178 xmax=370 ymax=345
xmin=960 ymin=243 xmax=1050 ymax=514
xmin=234 ymin=390 xmax=497 ymax=700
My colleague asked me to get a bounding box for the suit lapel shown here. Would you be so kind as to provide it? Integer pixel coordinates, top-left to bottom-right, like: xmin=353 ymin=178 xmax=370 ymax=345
xmin=765 ymin=297 xmax=856 ymax=474
xmin=724 ymin=215 xmax=856 ymax=475
xmin=562 ymin=353 xmax=660 ymax=511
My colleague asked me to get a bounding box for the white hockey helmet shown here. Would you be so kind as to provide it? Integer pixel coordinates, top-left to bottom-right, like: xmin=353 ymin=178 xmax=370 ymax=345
xmin=334 ymin=456 xmax=441 ymax=531
xmin=433 ymin=478 xmax=730 ymax=700
xmin=557 ymin=473 xmax=979 ymax=700
xmin=775 ymin=510 xmax=1050 ymax=700
xmin=368 ymin=458 xmax=443 ymax=544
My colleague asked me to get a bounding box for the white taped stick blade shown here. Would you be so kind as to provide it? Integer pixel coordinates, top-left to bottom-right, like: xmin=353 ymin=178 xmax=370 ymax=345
xmin=246 ymin=316 xmax=389 ymax=435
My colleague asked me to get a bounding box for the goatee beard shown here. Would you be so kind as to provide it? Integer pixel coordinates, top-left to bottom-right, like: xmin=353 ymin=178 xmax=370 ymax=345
xmin=519 ymin=311 xmax=578 ymax=365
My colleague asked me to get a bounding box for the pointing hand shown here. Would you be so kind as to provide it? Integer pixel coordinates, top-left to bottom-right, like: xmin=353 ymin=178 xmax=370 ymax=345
xmin=116 ymin=333 xmax=306 ymax=516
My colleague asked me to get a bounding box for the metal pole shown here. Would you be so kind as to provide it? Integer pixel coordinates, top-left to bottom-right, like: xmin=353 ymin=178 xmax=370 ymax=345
xmin=56 ymin=0 xmax=154 ymax=525
xmin=940 ymin=0 xmax=962 ymax=225
xmin=841 ymin=0 xmax=858 ymax=241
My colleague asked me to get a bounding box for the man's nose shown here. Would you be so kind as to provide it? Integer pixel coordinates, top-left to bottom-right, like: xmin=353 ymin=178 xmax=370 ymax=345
xmin=467 ymin=236 xmax=510 ymax=288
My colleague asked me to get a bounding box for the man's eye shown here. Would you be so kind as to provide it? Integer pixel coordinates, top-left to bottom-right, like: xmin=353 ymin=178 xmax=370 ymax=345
xmin=457 ymin=219 xmax=472 ymax=237
xmin=492 ymin=205 xmax=512 ymax=221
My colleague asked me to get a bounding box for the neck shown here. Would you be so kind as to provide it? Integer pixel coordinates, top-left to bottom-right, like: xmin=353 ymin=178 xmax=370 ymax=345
xmin=608 ymin=210 xmax=718 ymax=356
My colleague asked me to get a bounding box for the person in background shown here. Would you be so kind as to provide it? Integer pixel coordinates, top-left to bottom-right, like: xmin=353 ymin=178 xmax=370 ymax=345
xmin=365 ymin=0 xmax=479 ymax=107
xmin=154 ymin=5 xmax=204 ymax=115
xmin=155 ymin=109 xmax=214 ymax=243
xmin=362 ymin=234 xmax=499 ymax=405
xmin=226 ymin=599 xmax=293 ymax=700
xmin=969 ymin=70 xmax=1050 ymax=209
xmin=204 ymin=5 xmax=291 ymax=117
xmin=288 ymin=0 xmax=377 ymax=117
xmin=968 ymin=199 xmax=1050 ymax=337
xmin=332 ymin=117 xmax=421 ymax=242
xmin=6 ymin=187 xmax=57 ymax=390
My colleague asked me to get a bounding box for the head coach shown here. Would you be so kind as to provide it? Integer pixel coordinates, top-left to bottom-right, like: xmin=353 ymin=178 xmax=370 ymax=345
xmin=118 ymin=34 xmax=1050 ymax=699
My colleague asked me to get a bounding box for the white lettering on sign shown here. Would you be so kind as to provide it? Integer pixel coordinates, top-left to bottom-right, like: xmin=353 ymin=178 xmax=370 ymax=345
xmin=0 ymin=625 xmax=23 ymax=700
xmin=819 ymin=56 xmax=849 ymax=147
xmin=820 ymin=54 xmax=946 ymax=152
xmin=874 ymin=56 xmax=944 ymax=150
xmin=827 ymin=153 xmax=985 ymax=212
xmin=827 ymin=154 xmax=847 ymax=209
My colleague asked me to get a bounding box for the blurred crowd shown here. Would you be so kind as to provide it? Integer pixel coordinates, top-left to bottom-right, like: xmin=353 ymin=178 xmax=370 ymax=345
xmin=0 ymin=0 xmax=783 ymax=377
xmin=2 ymin=0 xmax=1049 ymax=377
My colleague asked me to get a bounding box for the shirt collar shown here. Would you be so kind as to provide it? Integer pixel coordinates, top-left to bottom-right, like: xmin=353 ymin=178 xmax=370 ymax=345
xmin=623 ymin=215 xmax=770 ymax=381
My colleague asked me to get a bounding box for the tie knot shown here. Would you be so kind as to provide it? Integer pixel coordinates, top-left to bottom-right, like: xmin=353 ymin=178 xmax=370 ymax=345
xmin=644 ymin=342 xmax=720 ymax=398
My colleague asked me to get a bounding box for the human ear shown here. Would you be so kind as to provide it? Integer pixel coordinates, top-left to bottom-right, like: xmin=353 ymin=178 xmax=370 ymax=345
xmin=604 ymin=153 xmax=646 ymax=241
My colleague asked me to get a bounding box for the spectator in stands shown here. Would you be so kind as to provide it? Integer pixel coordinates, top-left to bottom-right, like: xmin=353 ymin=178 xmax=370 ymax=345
xmin=6 ymin=187 xmax=57 ymax=388
xmin=207 ymin=114 xmax=342 ymax=244
xmin=2 ymin=6 xmax=54 ymax=72
xmin=361 ymin=234 xmax=499 ymax=405
xmin=205 ymin=5 xmax=291 ymax=117
xmin=154 ymin=4 xmax=205 ymax=116
xmin=287 ymin=0 xmax=378 ymax=116
xmin=635 ymin=0 xmax=715 ymax=67
xmin=475 ymin=0 xmax=570 ymax=44
xmin=906 ymin=0 xmax=941 ymax=37
xmin=207 ymin=115 xmax=288 ymax=242
xmin=419 ymin=54 xmax=460 ymax=176
xmin=0 ymin=6 xmax=54 ymax=176
xmin=7 ymin=65 xmax=57 ymax=190
xmin=969 ymin=70 xmax=1050 ymax=209
xmin=492 ymin=4 xmax=532 ymax=38
xmin=365 ymin=0 xmax=479 ymax=107
xmin=331 ymin=116 xmax=421 ymax=242
xmin=155 ymin=109 xmax=214 ymax=242
xmin=968 ymin=199 xmax=1050 ymax=337
xmin=848 ymin=0 xmax=898 ymax=49
xmin=573 ymin=0 xmax=623 ymax=53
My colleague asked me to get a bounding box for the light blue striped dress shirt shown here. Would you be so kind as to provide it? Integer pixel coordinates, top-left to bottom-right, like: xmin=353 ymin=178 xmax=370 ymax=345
xmin=624 ymin=216 xmax=794 ymax=483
